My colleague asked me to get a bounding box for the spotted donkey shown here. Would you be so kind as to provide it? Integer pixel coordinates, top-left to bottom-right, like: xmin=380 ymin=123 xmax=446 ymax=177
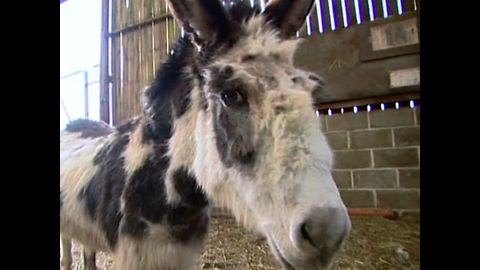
xmin=60 ymin=0 xmax=351 ymax=269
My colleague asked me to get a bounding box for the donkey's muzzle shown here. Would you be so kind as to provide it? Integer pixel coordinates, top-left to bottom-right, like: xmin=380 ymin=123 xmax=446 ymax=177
xmin=292 ymin=206 xmax=351 ymax=266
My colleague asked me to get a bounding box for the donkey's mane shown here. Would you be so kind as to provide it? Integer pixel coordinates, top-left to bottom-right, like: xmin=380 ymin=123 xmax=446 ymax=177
xmin=142 ymin=36 xmax=195 ymax=143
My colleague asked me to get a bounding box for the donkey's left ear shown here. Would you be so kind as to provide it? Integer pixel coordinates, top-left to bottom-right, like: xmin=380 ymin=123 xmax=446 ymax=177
xmin=262 ymin=0 xmax=315 ymax=38
xmin=166 ymin=0 xmax=233 ymax=46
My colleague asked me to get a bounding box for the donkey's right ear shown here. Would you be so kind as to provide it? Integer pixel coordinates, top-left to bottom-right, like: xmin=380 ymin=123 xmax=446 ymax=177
xmin=166 ymin=0 xmax=233 ymax=46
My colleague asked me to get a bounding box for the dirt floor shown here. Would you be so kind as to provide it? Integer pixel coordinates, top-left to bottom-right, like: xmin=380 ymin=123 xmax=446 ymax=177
xmin=66 ymin=215 xmax=420 ymax=270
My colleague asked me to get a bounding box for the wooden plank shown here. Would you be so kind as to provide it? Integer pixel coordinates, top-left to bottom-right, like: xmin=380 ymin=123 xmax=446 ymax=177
xmin=121 ymin=10 xmax=129 ymax=123
xmin=339 ymin=0 xmax=352 ymax=29
xmin=122 ymin=15 xmax=135 ymax=123
xmin=159 ymin=0 xmax=167 ymax=14
xmin=329 ymin=0 xmax=340 ymax=30
xmin=348 ymin=0 xmax=362 ymax=25
xmin=154 ymin=21 xmax=166 ymax=69
xmin=310 ymin=0 xmax=325 ymax=34
xmin=308 ymin=3 xmax=319 ymax=35
xmin=143 ymin=0 xmax=154 ymax=84
xmin=153 ymin=0 xmax=166 ymax=70
xmin=121 ymin=0 xmax=128 ymax=29
xmin=132 ymin=0 xmax=140 ymax=117
xmin=315 ymin=92 xmax=420 ymax=110
xmin=115 ymin=0 xmax=124 ymax=124
xmin=100 ymin=0 xmax=110 ymax=123
xmin=112 ymin=35 xmax=120 ymax=125
xmin=402 ymin=0 xmax=415 ymax=13
xmin=388 ymin=0 xmax=398 ymax=15
xmin=373 ymin=0 xmax=384 ymax=20
xmin=297 ymin=19 xmax=308 ymax=38
xmin=142 ymin=26 xmax=154 ymax=84
xmin=114 ymin=0 xmax=127 ymax=125
xmin=294 ymin=20 xmax=419 ymax=103
xmin=166 ymin=15 xmax=179 ymax=55
xmin=320 ymin=0 xmax=332 ymax=32
xmin=130 ymin=0 xmax=137 ymax=24
xmin=127 ymin=1 xmax=138 ymax=121
xmin=120 ymin=34 xmax=127 ymax=124
xmin=332 ymin=0 xmax=341 ymax=29
xmin=345 ymin=0 xmax=357 ymax=26
xmin=132 ymin=0 xmax=144 ymax=116
xmin=359 ymin=0 xmax=371 ymax=22
xmin=133 ymin=36 xmax=140 ymax=119
xmin=152 ymin=0 xmax=159 ymax=17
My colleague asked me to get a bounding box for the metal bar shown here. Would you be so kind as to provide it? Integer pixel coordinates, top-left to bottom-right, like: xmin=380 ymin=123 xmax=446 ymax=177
xmin=84 ymin=71 xmax=89 ymax=119
xmin=60 ymin=70 xmax=85 ymax=80
xmin=109 ymin=13 xmax=173 ymax=37
xmin=60 ymin=65 xmax=99 ymax=80
xmin=60 ymin=96 xmax=71 ymax=122
xmin=100 ymin=0 xmax=110 ymax=124
xmin=87 ymin=80 xmax=100 ymax=86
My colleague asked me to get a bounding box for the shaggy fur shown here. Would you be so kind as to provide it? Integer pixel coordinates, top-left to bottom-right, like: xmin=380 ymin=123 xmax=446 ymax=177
xmin=60 ymin=1 xmax=350 ymax=270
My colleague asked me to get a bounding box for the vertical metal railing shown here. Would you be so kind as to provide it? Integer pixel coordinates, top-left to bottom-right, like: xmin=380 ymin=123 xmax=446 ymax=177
xmin=60 ymin=64 xmax=100 ymax=122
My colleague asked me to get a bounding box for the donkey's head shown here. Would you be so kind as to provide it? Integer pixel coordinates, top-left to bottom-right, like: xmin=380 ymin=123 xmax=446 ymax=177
xmin=167 ymin=0 xmax=350 ymax=269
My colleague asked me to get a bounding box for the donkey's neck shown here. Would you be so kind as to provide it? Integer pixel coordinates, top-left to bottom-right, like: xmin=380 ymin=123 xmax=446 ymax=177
xmin=140 ymin=36 xmax=206 ymax=204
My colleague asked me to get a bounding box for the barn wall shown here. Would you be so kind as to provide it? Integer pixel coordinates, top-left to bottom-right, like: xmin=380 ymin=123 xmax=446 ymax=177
xmin=110 ymin=0 xmax=179 ymax=125
xmin=319 ymin=105 xmax=420 ymax=210
xmin=295 ymin=11 xmax=420 ymax=103
xmin=106 ymin=0 xmax=420 ymax=125
xmin=105 ymin=0 xmax=421 ymax=212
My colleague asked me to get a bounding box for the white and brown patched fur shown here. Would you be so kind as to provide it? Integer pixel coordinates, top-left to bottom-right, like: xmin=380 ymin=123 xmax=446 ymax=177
xmin=60 ymin=1 xmax=351 ymax=270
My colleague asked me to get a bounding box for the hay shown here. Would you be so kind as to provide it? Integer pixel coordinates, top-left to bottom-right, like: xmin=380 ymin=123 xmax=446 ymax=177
xmin=65 ymin=215 xmax=420 ymax=270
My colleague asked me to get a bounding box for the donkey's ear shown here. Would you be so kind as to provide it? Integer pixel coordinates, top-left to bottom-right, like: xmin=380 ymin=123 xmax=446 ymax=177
xmin=166 ymin=0 xmax=233 ymax=45
xmin=263 ymin=0 xmax=315 ymax=38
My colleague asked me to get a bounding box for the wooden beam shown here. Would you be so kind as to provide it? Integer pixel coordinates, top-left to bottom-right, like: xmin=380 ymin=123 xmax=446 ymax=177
xmin=109 ymin=13 xmax=173 ymax=37
xmin=99 ymin=0 xmax=110 ymax=124
xmin=315 ymin=91 xmax=420 ymax=110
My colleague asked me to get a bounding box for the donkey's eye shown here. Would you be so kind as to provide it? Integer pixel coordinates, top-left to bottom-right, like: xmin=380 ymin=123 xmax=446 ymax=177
xmin=221 ymin=89 xmax=244 ymax=106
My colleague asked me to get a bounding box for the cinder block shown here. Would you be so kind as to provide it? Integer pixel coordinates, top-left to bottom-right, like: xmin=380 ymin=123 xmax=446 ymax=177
xmin=370 ymin=108 xmax=414 ymax=128
xmin=340 ymin=190 xmax=375 ymax=208
xmin=353 ymin=170 xmax=397 ymax=188
xmin=399 ymin=169 xmax=420 ymax=188
xmin=377 ymin=190 xmax=420 ymax=209
xmin=326 ymin=112 xmax=368 ymax=131
xmin=394 ymin=127 xmax=420 ymax=146
xmin=350 ymin=129 xmax=393 ymax=149
xmin=325 ymin=132 xmax=348 ymax=150
xmin=334 ymin=150 xmax=372 ymax=169
xmin=332 ymin=170 xmax=352 ymax=188
xmin=373 ymin=148 xmax=419 ymax=168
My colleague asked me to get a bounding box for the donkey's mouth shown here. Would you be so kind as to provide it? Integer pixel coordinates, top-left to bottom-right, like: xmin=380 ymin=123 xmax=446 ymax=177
xmin=267 ymin=235 xmax=296 ymax=270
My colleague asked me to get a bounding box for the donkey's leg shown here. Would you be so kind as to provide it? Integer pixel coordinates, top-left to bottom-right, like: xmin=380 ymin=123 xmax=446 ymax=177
xmin=60 ymin=236 xmax=72 ymax=270
xmin=83 ymin=246 xmax=97 ymax=270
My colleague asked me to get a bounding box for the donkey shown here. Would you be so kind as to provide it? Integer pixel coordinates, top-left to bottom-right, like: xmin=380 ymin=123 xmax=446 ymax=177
xmin=60 ymin=0 xmax=351 ymax=269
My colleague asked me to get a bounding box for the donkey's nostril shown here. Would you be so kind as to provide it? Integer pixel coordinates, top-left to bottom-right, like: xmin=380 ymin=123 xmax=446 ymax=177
xmin=300 ymin=222 xmax=318 ymax=248
xmin=294 ymin=206 xmax=351 ymax=256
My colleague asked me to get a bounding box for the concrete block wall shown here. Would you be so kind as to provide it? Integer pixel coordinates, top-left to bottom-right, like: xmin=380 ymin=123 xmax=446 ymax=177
xmin=319 ymin=106 xmax=420 ymax=211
